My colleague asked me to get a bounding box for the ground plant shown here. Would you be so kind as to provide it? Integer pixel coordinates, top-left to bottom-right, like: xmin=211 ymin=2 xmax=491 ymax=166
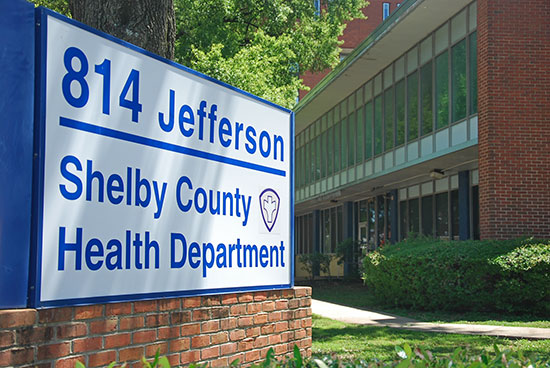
xmin=362 ymin=238 xmax=550 ymax=315
xmin=74 ymin=341 xmax=550 ymax=367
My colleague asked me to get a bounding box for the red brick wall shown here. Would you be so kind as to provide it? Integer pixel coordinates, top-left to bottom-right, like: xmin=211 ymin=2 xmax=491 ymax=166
xmin=477 ymin=0 xmax=550 ymax=239
xmin=0 ymin=288 xmax=312 ymax=368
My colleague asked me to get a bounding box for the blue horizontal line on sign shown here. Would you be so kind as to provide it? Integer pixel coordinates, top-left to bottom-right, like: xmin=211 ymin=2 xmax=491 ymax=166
xmin=59 ymin=117 xmax=286 ymax=177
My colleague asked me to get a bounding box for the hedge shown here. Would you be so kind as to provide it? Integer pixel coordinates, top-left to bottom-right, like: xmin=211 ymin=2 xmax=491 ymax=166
xmin=362 ymin=237 xmax=550 ymax=315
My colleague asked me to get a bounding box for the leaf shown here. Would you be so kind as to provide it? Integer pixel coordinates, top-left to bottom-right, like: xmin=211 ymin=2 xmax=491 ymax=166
xmin=75 ymin=362 xmax=86 ymax=368
xmin=293 ymin=344 xmax=303 ymax=368
xmin=107 ymin=363 xmax=117 ymax=368
xmin=262 ymin=348 xmax=275 ymax=367
xmin=158 ymin=356 xmax=171 ymax=368
xmin=396 ymin=346 xmax=408 ymax=360
xmin=403 ymin=344 xmax=413 ymax=359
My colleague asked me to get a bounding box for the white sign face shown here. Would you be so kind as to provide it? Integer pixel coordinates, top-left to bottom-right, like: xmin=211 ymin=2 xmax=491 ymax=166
xmin=36 ymin=12 xmax=293 ymax=306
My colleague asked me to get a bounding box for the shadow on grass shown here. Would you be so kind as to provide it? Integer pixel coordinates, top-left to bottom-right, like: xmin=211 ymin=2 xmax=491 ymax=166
xmin=302 ymin=280 xmax=550 ymax=328
xmin=312 ymin=315 xmax=550 ymax=361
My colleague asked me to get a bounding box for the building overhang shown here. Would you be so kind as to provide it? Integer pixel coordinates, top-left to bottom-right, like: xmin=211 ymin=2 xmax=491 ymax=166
xmin=294 ymin=0 xmax=473 ymax=132
xmin=295 ymin=143 xmax=478 ymax=215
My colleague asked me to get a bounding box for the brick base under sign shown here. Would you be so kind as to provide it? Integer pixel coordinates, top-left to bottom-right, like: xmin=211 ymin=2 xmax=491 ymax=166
xmin=0 ymin=287 xmax=312 ymax=367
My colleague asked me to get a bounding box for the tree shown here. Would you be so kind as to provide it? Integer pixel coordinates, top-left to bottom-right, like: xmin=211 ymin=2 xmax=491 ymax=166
xmin=175 ymin=0 xmax=367 ymax=107
xmin=30 ymin=0 xmax=175 ymax=60
xmin=68 ymin=0 xmax=176 ymax=60
xmin=29 ymin=0 xmax=367 ymax=107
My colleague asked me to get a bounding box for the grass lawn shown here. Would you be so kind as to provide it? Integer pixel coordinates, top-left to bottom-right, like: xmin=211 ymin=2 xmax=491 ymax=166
xmin=312 ymin=314 xmax=550 ymax=362
xmin=307 ymin=280 xmax=550 ymax=328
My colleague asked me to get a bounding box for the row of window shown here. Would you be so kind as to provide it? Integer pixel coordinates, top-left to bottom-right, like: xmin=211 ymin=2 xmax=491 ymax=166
xmin=296 ymin=4 xmax=478 ymax=190
xmin=295 ymin=184 xmax=480 ymax=256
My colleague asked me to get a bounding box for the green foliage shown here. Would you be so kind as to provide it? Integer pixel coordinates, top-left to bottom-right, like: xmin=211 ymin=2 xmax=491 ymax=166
xmin=28 ymin=0 xmax=71 ymax=16
xmin=299 ymin=252 xmax=334 ymax=281
xmin=362 ymin=238 xmax=550 ymax=315
xmin=176 ymin=0 xmax=367 ymax=107
xmin=75 ymin=344 xmax=550 ymax=368
xmin=28 ymin=0 xmax=366 ymax=107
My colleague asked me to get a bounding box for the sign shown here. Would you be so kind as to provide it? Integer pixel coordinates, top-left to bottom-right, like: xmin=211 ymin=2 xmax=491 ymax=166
xmin=34 ymin=9 xmax=294 ymax=307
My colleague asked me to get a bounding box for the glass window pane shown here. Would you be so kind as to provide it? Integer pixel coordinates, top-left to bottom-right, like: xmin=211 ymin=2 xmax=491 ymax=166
xmin=436 ymin=51 xmax=449 ymax=129
xmin=359 ymin=200 xmax=368 ymax=222
xmin=407 ymin=71 xmax=419 ymax=140
xmin=310 ymin=137 xmax=316 ymax=182
xmin=396 ymin=79 xmax=405 ymax=146
xmin=408 ymin=198 xmax=419 ymax=234
xmin=321 ymin=130 xmax=327 ymax=178
xmin=305 ymin=141 xmax=310 ymax=185
xmin=330 ymin=208 xmax=337 ymax=252
xmin=377 ymin=196 xmax=385 ymax=246
xmin=365 ymin=102 xmax=373 ymax=159
xmin=400 ymin=200 xmax=407 ymax=240
xmin=324 ymin=209 xmax=331 ymax=253
xmin=472 ymin=185 xmax=480 ymax=240
xmin=421 ymin=195 xmax=434 ymax=237
xmin=451 ymin=189 xmax=459 ymax=238
xmin=469 ymin=32 xmax=478 ymax=114
xmin=368 ymin=199 xmax=376 ymax=244
xmin=327 ymin=127 xmax=334 ymax=175
xmin=341 ymin=117 xmax=348 ymax=169
xmin=421 ymin=62 xmax=433 ymax=135
xmin=435 ymin=192 xmax=449 ymax=237
xmin=337 ymin=206 xmax=343 ymax=251
xmin=384 ymin=87 xmax=394 ymax=151
xmin=356 ymin=107 xmax=364 ymax=163
xmin=452 ymin=39 xmax=467 ymax=122
xmin=374 ymin=96 xmax=383 ymax=155
xmin=316 ymin=135 xmax=321 ymax=181
xmin=334 ymin=121 xmax=341 ymax=172
xmin=348 ymin=112 xmax=356 ymax=166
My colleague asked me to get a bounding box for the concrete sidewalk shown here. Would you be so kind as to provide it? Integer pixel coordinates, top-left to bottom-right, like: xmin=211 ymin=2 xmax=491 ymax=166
xmin=312 ymin=299 xmax=550 ymax=340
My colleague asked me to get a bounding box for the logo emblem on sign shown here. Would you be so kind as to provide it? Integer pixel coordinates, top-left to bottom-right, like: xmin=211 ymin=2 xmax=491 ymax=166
xmin=259 ymin=188 xmax=280 ymax=232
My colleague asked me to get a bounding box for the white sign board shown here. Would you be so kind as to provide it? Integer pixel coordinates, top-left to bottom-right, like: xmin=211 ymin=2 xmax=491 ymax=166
xmin=34 ymin=10 xmax=293 ymax=307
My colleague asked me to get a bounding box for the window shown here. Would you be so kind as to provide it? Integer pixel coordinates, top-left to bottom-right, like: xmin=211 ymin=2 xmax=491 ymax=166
xmin=383 ymin=3 xmax=390 ymax=20
xmin=451 ymin=189 xmax=459 ymax=238
xmin=374 ymin=96 xmax=383 ymax=155
xmin=377 ymin=196 xmax=385 ymax=245
xmin=469 ymin=32 xmax=478 ymax=115
xmin=407 ymin=71 xmax=419 ymax=140
xmin=408 ymin=198 xmax=419 ymax=234
xmin=399 ymin=200 xmax=407 ymax=240
xmin=365 ymin=101 xmax=373 ymax=159
xmin=341 ymin=116 xmax=348 ymax=169
xmin=452 ymin=39 xmax=467 ymax=122
xmin=348 ymin=112 xmax=356 ymax=166
xmin=435 ymin=192 xmax=449 ymax=237
xmin=396 ymin=79 xmax=405 ymax=145
xmin=356 ymin=107 xmax=364 ymax=163
xmin=327 ymin=126 xmax=334 ymax=175
xmin=472 ymin=185 xmax=480 ymax=239
xmin=435 ymin=51 xmax=449 ymax=129
xmin=334 ymin=121 xmax=341 ymax=172
xmin=384 ymin=87 xmax=394 ymax=151
xmin=422 ymin=195 xmax=434 ymax=237
xmin=421 ymin=62 xmax=433 ymax=135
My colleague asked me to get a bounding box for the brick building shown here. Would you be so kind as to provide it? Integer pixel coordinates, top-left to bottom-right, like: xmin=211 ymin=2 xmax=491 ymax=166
xmin=293 ymin=0 xmax=550 ymax=278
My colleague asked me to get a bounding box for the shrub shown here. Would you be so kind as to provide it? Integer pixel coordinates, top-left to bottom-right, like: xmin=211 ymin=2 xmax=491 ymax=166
xmin=362 ymin=238 xmax=550 ymax=315
xmin=299 ymin=252 xmax=334 ymax=280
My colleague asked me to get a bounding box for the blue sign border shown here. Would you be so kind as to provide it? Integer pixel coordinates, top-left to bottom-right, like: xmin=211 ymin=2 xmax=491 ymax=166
xmin=31 ymin=7 xmax=295 ymax=308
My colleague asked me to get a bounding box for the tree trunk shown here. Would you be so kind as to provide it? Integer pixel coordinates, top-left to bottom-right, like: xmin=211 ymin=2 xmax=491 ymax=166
xmin=68 ymin=0 xmax=175 ymax=60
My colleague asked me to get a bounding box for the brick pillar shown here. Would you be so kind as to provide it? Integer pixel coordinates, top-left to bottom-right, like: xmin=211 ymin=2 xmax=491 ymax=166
xmin=477 ymin=0 xmax=550 ymax=239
